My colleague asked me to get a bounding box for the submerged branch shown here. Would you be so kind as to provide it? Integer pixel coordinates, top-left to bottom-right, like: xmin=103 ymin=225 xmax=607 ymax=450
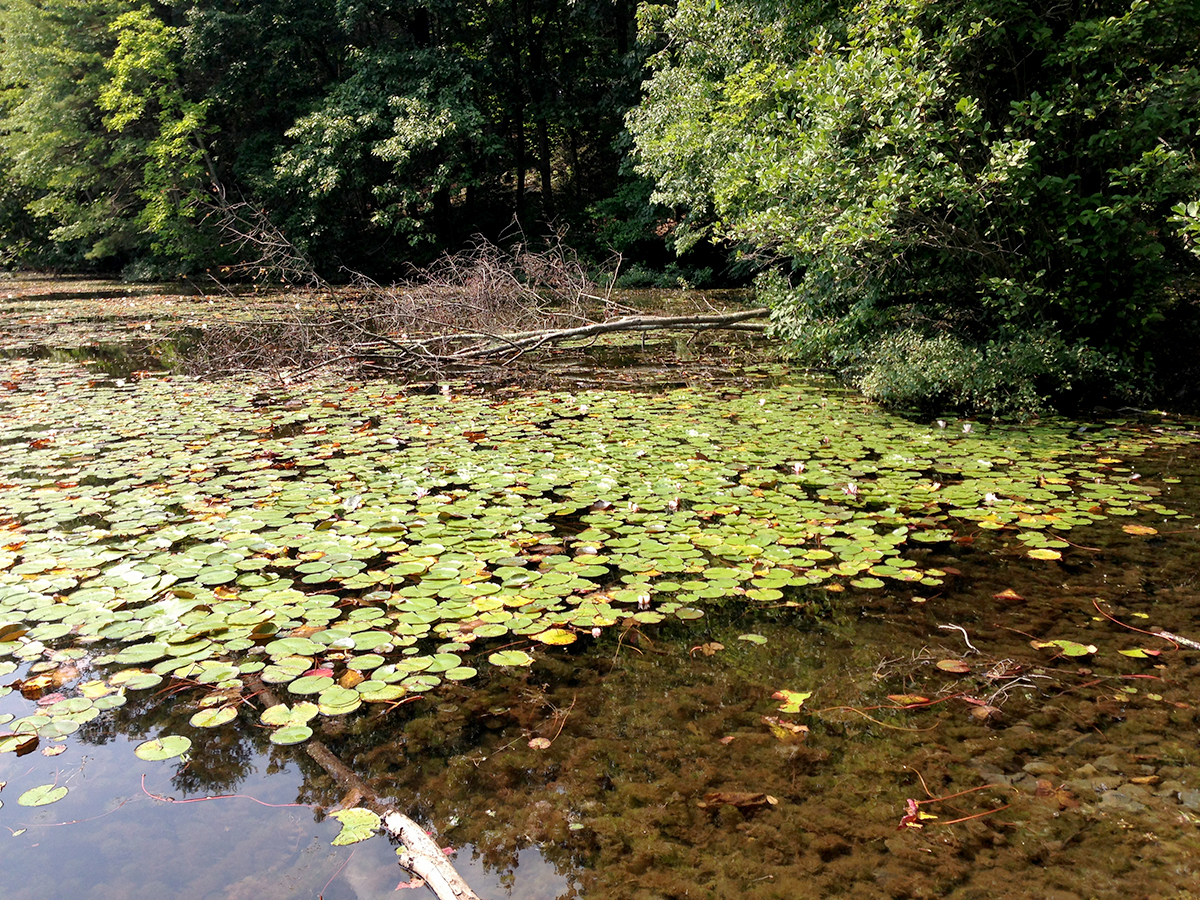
xmin=247 ymin=677 xmax=483 ymax=900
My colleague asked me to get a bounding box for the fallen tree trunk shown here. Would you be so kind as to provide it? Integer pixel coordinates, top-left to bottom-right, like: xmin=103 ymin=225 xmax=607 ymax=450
xmin=247 ymin=677 xmax=483 ymax=900
xmin=452 ymin=307 xmax=770 ymax=359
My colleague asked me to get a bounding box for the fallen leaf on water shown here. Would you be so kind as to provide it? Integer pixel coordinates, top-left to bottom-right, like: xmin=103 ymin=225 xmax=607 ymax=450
xmin=936 ymin=659 xmax=971 ymax=674
xmin=528 ymin=737 xmax=551 ymax=750
xmin=1122 ymin=524 xmax=1158 ymax=536
xmin=396 ymin=877 xmax=427 ymax=891
xmin=718 ymin=736 xmax=736 ymax=745
xmin=887 ymin=694 xmax=930 ymax=706
xmin=1030 ymin=639 xmax=1096 ymax=657
xmin=1027 ymin=548 xmax=1062 ymax=561
xmin=762 ymin=716 xmax=809 ymax=742
xmin=993 ymin=588 xmax=1024 ymax=601
xmin=42 ymin=745 xmax=66 ymax=757
xmin=771 ymin=689 xmax=812 ymax=713
xmin=969 ymin=705 xmax=1001 ymax=721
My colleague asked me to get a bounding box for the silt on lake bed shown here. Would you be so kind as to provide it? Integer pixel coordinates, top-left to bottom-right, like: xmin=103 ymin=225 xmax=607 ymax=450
xmin=3 ymin=285 xmax=1200 ymax=897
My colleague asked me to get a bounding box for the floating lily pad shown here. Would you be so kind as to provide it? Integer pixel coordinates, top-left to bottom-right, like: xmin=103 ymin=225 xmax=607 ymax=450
xmin=270 ymin=724 xmax=314 ymax=745
xmin=531 ymin=628 xmax=576 ymax=646
xmin=190 ymin=706 xmax=238 ymax=728
xmin=288 ymin=675 xmax=335 ymax=694
xmin=114 ymin=643 xmax=169 ymax=665
xmin=18 ymin=784 xmax=68 ymax=807
xmin=109 ymin=670 xmax=163 ymax=691
xmin=134 ymin=735 xmax=192 ymax=761
xmin=488 ymin=649 xmax=535 ymax=667
xmin=330 ymin=807 xmax=381 ymax=845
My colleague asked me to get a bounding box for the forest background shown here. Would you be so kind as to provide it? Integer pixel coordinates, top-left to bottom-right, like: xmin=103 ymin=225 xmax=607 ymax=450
xmin=1 ymin=0 xmax=1199 ymax=414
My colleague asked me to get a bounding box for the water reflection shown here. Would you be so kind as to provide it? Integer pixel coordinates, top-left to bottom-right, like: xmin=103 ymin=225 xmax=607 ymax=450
xmin=0 ymin=674 xmax=573 ymax=900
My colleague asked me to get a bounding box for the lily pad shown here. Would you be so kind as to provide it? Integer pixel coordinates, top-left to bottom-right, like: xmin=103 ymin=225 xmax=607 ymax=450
xmin=18 ymin=784 xmax=68 ymax=807
xmin=488 ymin=649 xmax=535 ymax=667
xmin=330 ymin=807 xmax=381 ymax=845
xmin=134 ymin=735 xmax=192 ymax=761
xmin=190 ymin=706 xmax=238 ymax=728
xmin=269 ymin=724 xmax=314 ymax=745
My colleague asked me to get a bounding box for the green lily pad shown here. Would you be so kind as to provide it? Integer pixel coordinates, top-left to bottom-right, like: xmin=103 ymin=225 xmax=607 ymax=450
xmin=190 ymin=706 xmax=238 ymax=728
xmin=288 ymin=675 xmax=335 ymax=694
xmin=488 ymin=649 xmax=534 ymax=667
xmin=134 ymin=735 xmax=192 ymax=761
xmin=18 ymin=784 xmax=68 ymax=807
xmin=269 ymin=724 xmax=314 ymax=745
xmin=114 ymin=643 xmax=170 ymax=665
xmin=330 ymin=807 xmax=381 ymax=845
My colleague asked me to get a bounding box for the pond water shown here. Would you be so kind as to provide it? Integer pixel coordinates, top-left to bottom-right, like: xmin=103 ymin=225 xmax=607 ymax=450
xmin=2 ymin=277 xmax=1200 ymax=899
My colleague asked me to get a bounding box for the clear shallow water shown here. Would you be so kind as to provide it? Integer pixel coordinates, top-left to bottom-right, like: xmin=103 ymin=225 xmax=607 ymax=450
xmin=0 ymin=673 xmax=572 ymax=899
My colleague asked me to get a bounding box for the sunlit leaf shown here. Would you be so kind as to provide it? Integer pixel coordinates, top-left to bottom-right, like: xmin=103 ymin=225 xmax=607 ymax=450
xmin=771 ymin=689 xmax=812 ymax=714
xmin=330 ymin=807 xmax=381 ymax=845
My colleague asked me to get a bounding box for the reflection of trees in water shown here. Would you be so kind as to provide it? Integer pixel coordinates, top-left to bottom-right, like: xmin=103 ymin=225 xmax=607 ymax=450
xmin=73 ymin=687 xmax=262 ymax=796
xmin=68 ymin=663 xmax=591 ymax=890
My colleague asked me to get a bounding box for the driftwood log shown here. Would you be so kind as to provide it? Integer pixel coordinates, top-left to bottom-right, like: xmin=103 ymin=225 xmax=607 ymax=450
xmin=247 ymin=677 xmax=483 ymax=900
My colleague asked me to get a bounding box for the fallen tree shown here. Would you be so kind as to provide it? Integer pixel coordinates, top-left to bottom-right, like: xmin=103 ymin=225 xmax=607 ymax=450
xmin=186 ymin=238 xmax=770 ymax=381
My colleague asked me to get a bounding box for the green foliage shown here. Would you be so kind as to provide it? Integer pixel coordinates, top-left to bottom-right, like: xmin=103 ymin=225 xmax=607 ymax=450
xmin=99 ymin=7 xmax=216 ymax=267
xmin=632 ymin=0 xmax=1200 ymax=412
xmin=0 ymin=0 xmax=216 ymax=270
xmin=1172 ymin=201 xmax=1200 ymax=261
xmin=855 ymin=329 xmax=1115 ymax=418
xmin=180 ymin=0 xmax=643 ymax=274
xmin=0 ymin=0 xmax=137 ymax=262
xmin=268 ymin=47 xmax=489 ymax=262
xmin=1 ymin=0 xmax=647 ymax=276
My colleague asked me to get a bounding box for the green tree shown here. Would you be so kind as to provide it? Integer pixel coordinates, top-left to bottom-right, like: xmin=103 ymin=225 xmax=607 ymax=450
xmin=100 ymin=6 xmax=216 ymax=268
xmin=0 ymin=0 xmax=215 ymax=271
xmin=182 ymin=0 xmax=642 ymax=275
xmin=631 ymin=0 xmax=1200 ymax=414
xmin=0 ymin=0 xmax=135 ymax=264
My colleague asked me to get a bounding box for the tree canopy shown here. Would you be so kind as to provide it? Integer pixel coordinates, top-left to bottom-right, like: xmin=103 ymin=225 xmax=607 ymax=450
xmin=1 ymin=0 xmax=648 ymax=276
xmin=631 ymin=0 xmax=1200 ymax=413
xmin=2 ymin=0 xmax=1199 ymax=412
